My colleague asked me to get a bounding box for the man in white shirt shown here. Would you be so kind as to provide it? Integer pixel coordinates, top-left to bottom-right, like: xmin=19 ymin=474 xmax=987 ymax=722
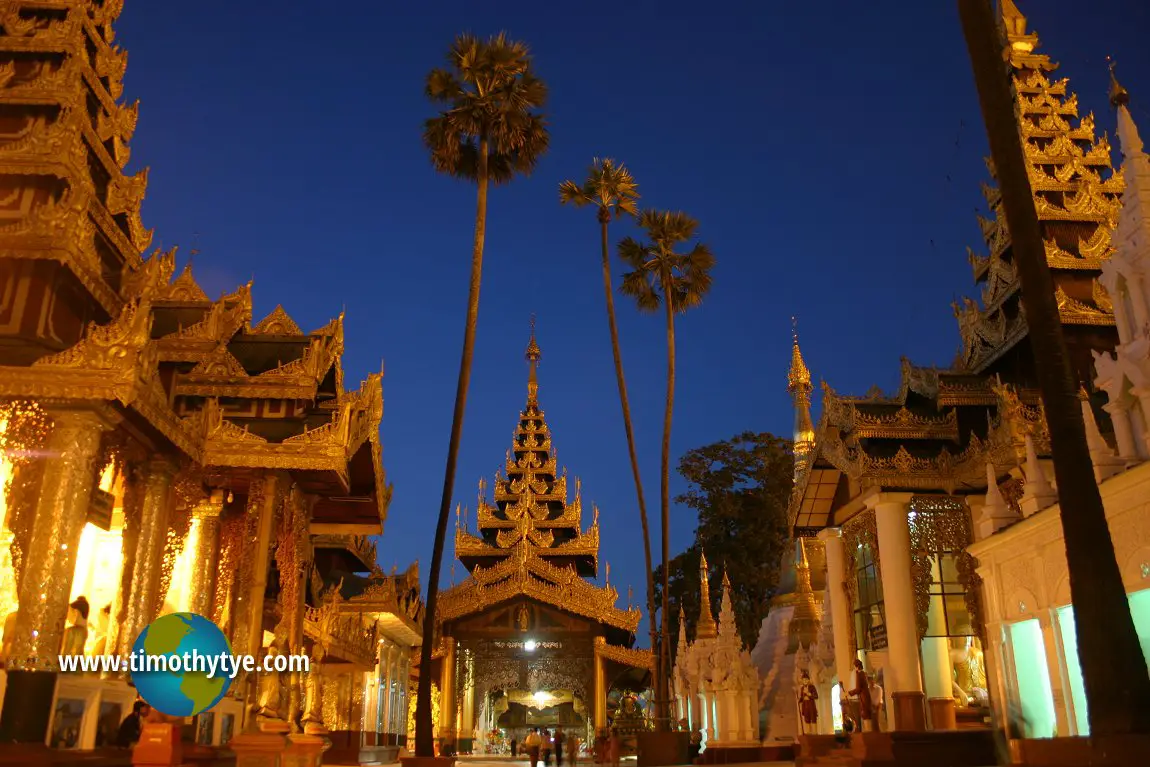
xmin=869 ymin=676 xmax=884 ymax=732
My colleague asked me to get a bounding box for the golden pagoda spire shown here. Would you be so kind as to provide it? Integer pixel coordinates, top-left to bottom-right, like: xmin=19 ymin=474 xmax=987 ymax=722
xmin=787 ymin=318 xmax=812 ymax=395
xmin=526 ymin=314 xmax=542 ymax=403
xmin=1110 ymin=62 xmax=1143 ymax=157
xmin=696 ymin=549 xmax=717 ymax=639
xmin=788 ymin=320 xmax=816 ymax=481
xmin=1109 ymin=60 xmax=1130 ymax=108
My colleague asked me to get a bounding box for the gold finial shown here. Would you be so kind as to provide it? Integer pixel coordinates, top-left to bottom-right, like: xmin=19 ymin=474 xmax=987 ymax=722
xmin=788 ymin=318 xmax=812 ymax=394
xmin=1109 ymin=59 xmax=1130 ymax=108
xmin=526 ymin=314 xmax=541 ymax=400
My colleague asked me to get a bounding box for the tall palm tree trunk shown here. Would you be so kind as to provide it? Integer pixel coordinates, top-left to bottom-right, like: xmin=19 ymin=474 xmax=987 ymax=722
xmin=659 ymin=285 xmax=676 ymax=731
xmin=598 ymin=210 xmax=661 ymax=723
xmin=958 ymin=0 xmax=1150 ymax=736
xmin=415 ymin=138 xmax=490 ymax=757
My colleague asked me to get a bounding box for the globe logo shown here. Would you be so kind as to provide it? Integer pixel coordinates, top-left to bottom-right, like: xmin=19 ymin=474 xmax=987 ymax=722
xmin=131 ymin=613 xmax=233 ymax=717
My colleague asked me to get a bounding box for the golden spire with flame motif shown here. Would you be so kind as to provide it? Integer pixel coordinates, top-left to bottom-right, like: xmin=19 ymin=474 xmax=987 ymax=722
xmin=696 ymin=549 xmax=717 ymax=639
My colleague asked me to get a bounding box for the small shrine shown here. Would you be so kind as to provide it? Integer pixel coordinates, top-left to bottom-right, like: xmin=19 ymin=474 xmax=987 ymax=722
xmin=672 ymin=553 xmax=759 ymax=753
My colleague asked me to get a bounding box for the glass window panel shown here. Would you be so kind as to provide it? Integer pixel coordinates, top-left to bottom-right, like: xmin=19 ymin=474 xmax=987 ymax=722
xmin=940 ymin=554 xmax=961 ymax=584
xmin=945 ymin=595 xmax=973 ymax=636
xmin=926 ymin=593 xmax=948 ymax=636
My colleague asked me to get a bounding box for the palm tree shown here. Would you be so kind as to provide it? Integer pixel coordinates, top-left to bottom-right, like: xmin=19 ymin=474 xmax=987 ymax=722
xmin=558 ymin=160 xmax=662 ymax=719
xmin=416 ymin=32 xmax=548 ymax=757
xmin=619 ymin=210 xmax=715 ymax=728
xmin=958 ymin=0 xmax=1150 ymax=736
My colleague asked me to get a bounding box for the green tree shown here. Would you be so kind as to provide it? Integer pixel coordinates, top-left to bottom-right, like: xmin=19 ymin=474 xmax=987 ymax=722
xmin=558 ymin=159 xmax=662 ymax=718
xmin=656 ymin=432 xmax=792 ymax=654
xmin=416 ymin=32 xmax=548 ymax=757
xmin=959 ymin=0 xmax=1150 ymax=736
xmin=619 ymin=211 xmax=714 ymax=727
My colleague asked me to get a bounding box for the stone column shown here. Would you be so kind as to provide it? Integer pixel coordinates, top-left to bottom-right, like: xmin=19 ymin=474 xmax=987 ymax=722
xmin=189 ymin=489 xmax=224 ymax=619
xmin=1039 ymin=611 xmax=1071 ymax=737
xmin=0 ymin=409 xmax=112 ymax=744
xmin=10 ymin=410 xmax=112 ymax=664
xmin=871 ymin=494 xmax=925 ymax=731
xmin=817 ymin=528 xmax=855 ymax=690
xmin=593 ymin=650 xmax=607 ymax=730
xmin=1104 ymin=402 xmax=1140 ymax=461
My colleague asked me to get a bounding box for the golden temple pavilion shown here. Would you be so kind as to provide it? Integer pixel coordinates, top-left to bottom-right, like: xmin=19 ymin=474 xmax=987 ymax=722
xmin=426 ymin=328 xmax=652 ymax=754
xmin=0 ymin=1 xmax=420 ymax=763
xmin=771 ymin=1 xmax=1150 ymax=759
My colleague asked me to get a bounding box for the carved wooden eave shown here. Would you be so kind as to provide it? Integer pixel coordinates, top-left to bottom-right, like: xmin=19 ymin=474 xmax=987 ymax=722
xmin=1054 ymin=287 xmax=1115 ymax=326
xmin=851 ymin=406 xmax=959 ymax=441
xmin=819 ymin=397 xmax=1047 ymax=495
xmin=594 ymin=637 xmax=654 ymax=671
xmin=494 ymin=472 xmax=568 ymax=506
xmin=303 ymin=602 xmax=377 ymax=668
xmin=1022 ymin=111 xmax=1096 ymax=142
xmin=979 ymin=254 xmax=1020 ymax=314
xmin=0 ymin=298 xmax=204 ymax=461
xmin=0 ymin=188 xmax=123 ymax=315
xmin=437 ymin=545 xmax=639 ymax=633
xmin=454 ymin=530 xmax=502 ymax=559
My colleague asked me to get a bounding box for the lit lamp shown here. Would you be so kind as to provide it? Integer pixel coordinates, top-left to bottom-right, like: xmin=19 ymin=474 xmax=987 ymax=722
xmin=524 ymin=640 xmax=537 ymax=652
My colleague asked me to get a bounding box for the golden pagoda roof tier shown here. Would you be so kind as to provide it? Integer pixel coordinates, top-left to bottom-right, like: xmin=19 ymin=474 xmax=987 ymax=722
xmin=953 ymin=3 xmax=1121 ymax=376
xmin=0 ymin=252 xmax=389 ymax=531
xmin=437 ymin=541 xmax=639 ymax=634
xmin=461 ymin=330 xmax=601 ymax=576
xmin=810 ymin=379 xmax=1048 ymax=495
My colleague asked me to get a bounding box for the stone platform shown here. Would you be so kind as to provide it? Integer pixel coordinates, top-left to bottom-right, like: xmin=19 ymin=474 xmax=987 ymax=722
xmin=796 ymin=729 xmax=996 ymax=767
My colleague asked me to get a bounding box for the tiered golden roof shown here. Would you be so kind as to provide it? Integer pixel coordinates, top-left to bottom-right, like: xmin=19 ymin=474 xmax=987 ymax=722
xmin=455 ymin=327 xmax=600 ymax=576
xmin=956 ymin=0 xmax=1120 ymax=375
xmin=439 ymin=327 xmax=639 ymax=634
xmin=0 ymin=0 xmax=390 ymax=540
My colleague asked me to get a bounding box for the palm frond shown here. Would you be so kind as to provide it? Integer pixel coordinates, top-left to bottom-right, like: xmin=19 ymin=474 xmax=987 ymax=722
xmin=617 ymin=236 xmax=653 ymax=271
xmin=559 ymin=179 xmax=592 ymax=207
xmin=621 ymin=210 xmax=716 ymax=315
xmin=423 ymin=32 xmax=549 ymax=184
xmin=620 ymin=268 xmax=661 ymax=313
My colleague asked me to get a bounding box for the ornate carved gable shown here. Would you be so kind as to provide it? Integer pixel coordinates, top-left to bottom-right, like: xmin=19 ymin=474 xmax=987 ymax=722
xmin=252 ymin=305 xmax=303 ymax=336
xmin=160 ymin=263 xmax=209 ymax=303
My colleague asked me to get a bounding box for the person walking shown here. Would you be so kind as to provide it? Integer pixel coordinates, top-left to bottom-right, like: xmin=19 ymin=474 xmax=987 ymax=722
xmin=554 ymin=727 xmax=564 ymax=767
xmin=542 ymin=729 xmax=552 ymax=766
xmin=566 ymin=729 xmax=580 ymax=767
xmin=525 ymin=727 xmax=542 ymax=767
xmin=608 ymin=728 xmax=620 ymax=767
xmin=511 ymin=734 xmax=519 ymax=758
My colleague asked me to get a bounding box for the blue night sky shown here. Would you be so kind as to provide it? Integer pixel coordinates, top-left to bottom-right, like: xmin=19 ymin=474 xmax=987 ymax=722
xmin=117 ymin=1 xmax=1149 ymax=638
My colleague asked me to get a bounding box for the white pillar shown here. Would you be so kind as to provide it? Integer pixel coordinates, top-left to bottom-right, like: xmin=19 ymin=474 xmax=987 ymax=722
xmin=700 ymin=689 xmax=715 ymax=744
xmin=871 ymin=495 xmax=925 ymax=731
xmin=817 ymin=528 xmax=855 ymax=690
xmin=1104 ymin=402 xmax=1139 ymax=461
